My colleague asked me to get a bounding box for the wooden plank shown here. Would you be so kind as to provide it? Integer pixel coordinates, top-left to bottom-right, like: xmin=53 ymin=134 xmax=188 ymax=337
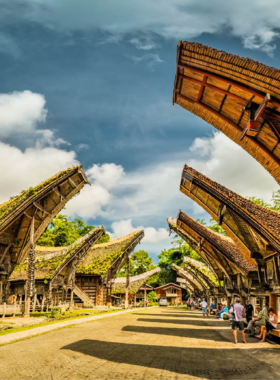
xmin=33 ymin=202 xmax=50 ymax=215
xmin=68 ymin=178 xmax=77 ymax=188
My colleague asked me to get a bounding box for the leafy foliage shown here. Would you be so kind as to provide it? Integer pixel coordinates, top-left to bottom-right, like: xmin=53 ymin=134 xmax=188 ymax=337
xmin=249 ymin=190 xmax=280 ymax=211
xmin=147 ymin=291 xmax=157 ymax=301
xmin=37 ymin=214 xmax=110 ymax=246
xmin=118 ymin=250 xmax=156 ymax=277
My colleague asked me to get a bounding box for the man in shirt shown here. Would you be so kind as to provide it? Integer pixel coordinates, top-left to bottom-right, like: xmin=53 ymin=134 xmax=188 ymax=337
xmin=244 ymin=306 xmax=266 ymax=335
xmin=200 ymin=298 xmax=208 ymax=318
xmin=229 ymin=298 xmax=246 ymax=344
xmin=245 ymin=300 xmax=254 ymax=324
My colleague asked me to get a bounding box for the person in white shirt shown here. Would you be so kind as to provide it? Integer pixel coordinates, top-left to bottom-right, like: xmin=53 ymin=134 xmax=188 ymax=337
xmin=200 ymin=298 xmax=208 ymax=318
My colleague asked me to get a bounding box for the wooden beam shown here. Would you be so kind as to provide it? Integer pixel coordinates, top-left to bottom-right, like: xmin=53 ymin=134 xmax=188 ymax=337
xmin=68 ymin=178 xmax=77 ymax=188
xmin=197 ymin=75 xmax=207 ymax=102
xmin=0 ymin=244 xmax=12 ymax=265
xmin=33 ymin=202 xmax=50 ymax=215
xmin=177 ymin=63 xmax=280 ymax=109
xmin=52 ymin=186 xmax=65 ymax=200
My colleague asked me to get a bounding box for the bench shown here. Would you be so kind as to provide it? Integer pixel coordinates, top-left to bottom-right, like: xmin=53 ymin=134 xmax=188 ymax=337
xmin=270 ymin=329 xmax=280 ymax=338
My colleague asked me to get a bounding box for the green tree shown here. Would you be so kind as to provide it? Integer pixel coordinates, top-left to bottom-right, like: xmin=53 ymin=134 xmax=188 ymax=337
xmin=248 ymin=190 xmax=280 ymax=212
xmin=118 ymin=250 xmax=156 ymax=277
xmin=37 ymin=214 xmax=110 ymax=246
xmin=147 ymin=291 xmax=157 ymax=301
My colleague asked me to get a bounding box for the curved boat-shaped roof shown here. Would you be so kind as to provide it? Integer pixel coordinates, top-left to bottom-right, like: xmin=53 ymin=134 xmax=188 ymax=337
xmin=173 ymin=41 xmax=280 ymax=184
xmin=183 ymin=256 xmax=218 ymax=288
xmin=180 ymin=165 xmax=280 ymax=262
xmin=76 ymin=230 xmax=144 ymax=282
xmin=111 ymin=267 xmax=160 ymax=294
xmin=168 ymin=217 xmax=238 ymax=280
xmin=171 ymin=263 xmax=204 ymax=292
xmin=9 ymin=226 xmax=105 ymax=282
xmin=0 ymin=166 xmax=89 ymax=269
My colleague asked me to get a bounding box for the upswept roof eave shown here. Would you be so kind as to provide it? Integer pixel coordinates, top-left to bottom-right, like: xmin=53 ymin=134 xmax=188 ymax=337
xmin=9 ymin=226 xmax=104 ymax=282
xmin=112 ymin=267 xmax=160 ymax=294
xmin=76 ymin=230 xmax=144 ymax=276
xmin=0 ymin=165 xmax=87 ymax=230
xmin=181 ymin=166 xmax=280 ymax=253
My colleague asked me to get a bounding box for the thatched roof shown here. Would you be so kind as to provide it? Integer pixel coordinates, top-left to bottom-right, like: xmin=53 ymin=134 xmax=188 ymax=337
xmin=76 ymin=230 xmax=144 ymax=280
xmin=0 ymin=166 xmax=89 ymax=271
xmin=168 ymin=216 xmax=239 ymax=280
xmin=180 ymin=165 xmax=280 ymax=262
xmin=9 ymin=226 xmax=105 ymax=282
xmin=173 ymin=41 xmax=280 ymax=185
xmin=183 ymin=256 xmax=218 ymax=287
xmin=111 ymin=267 xmax=160 ymax=294
xmin=171 ymin=263 xmax=204 ymax=292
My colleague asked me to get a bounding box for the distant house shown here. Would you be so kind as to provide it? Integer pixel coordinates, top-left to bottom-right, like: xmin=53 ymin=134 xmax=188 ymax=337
xmin=155 ymin=283 xmax=182 ymax=304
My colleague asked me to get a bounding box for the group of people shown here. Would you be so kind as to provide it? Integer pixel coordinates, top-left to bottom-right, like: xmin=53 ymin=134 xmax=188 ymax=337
xmin=194 ymin=298 xmax=278 ymax=343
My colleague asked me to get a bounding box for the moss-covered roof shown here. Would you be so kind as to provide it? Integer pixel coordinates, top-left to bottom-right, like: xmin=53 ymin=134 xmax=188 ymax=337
xmin=111 ymin=267 xmax=160 ymax=294
xmin=0 ymin=165 xmax=89 ymax=266
xmin=9 ymin=226 xmax=104 ymax=281
xmin=0 ymin=166 xmax=87 ymax=226
xmin=183 ymin=257 xmax=218 ymax=287
xmin=76 ymin=230 xmax=144 ymax=277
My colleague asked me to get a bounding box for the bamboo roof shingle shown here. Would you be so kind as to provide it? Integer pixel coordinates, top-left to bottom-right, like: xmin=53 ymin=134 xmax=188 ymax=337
xmin=9 ymin=226 xmax=105 ymax=282
xmin=173 ymin=41 xmax=280 ymax=184
xmin=0 ymin=166 xmax=89 ymax=271
xmin=111 ymin=267 xmax=160 ymax=294
xmin=180 ymin=165 xmax=280 ymax=262
xmin=183 ymin=256 xmax=218 ymax=288
xmin=76 ymin=230 xmax=144 ymax=281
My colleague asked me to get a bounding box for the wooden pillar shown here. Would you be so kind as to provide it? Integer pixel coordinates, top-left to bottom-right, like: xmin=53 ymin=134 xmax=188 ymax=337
xmin=2 ymin=302 xmax=6 ymax=319
xmin=0 ymin=282 xmax=2 ymax=304
xmin=144 ymin=286 xmax=147 ymax=308
xmin=125 ymin=253 xmax=130 ymax=310
xmin=269 ymin=293 xmax=277 ymax=314
xmin=24 ymin=217 xmax=35 ymax=317
xmin=134 ymin=294 xmax=137 ymax=307
xmin=69 ymin=288 xmax=74 ymax=311
xmin=19 ymin=294 xmax=22 ymax=305
xmin=41 ymin=295 xmax=45 ymax=312
xmin=13 ymin=299 xmax=17 ymax=317
xmin=227 ymin=297 xmax=232 ymax=308
xmin=32 ymin=293 xmax=37 ymax=313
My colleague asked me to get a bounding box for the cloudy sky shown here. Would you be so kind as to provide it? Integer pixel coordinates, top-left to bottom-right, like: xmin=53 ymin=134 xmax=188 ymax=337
xmin=0 ymin=1 xmax=280 ymax=261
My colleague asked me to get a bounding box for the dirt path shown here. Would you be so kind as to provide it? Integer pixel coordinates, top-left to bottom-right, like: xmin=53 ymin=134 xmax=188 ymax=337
xmin=1 ymin=307 xmax=280 ymax=379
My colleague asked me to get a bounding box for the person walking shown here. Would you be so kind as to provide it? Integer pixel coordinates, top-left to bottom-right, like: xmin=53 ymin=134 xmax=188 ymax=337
xmin=245 ymin=300 xmax=254 ymax=325
xmin=200 ymin=298 xmax=208 ymax=318
xmin=229 ymin=298 xmax=247 ymax=344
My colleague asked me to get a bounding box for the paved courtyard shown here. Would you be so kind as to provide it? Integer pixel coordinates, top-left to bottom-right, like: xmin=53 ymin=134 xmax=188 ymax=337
xmin=1 ymin=307 xmax=280 ymax=379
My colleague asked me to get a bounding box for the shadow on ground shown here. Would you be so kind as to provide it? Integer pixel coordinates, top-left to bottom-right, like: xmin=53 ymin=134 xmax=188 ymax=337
xmin=137 ymin=318 xmax=224 ymax=326
xmin=133 ymin=313 xmax=210 ymax=318
xmin=122 ymin=325 xmax=229 ymax=342
xmin=61 ymin=339 xmax=280 ymax=378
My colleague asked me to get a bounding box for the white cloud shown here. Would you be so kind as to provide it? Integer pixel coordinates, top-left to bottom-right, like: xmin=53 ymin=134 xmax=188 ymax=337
xmin=0 ymin=141 xmax=78 ymax=203
xmin=0 ymin=90 xmax=47 ymax=138
xmin=111 ymin=219 xmax=170 ymax=243
xmin=130 ymin=53 xmax=163 ymax=70
xmin=189 ymin=132 xmax=279 ymax=202
xmin=21 ymin=0 xmax=280 ymax=54
xmin=129 ymin=37 xmax=156 ymax=51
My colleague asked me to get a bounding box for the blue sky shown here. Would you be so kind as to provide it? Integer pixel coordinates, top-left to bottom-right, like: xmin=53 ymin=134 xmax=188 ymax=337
xmin=0 ymin=1 xmax=280 ymax=261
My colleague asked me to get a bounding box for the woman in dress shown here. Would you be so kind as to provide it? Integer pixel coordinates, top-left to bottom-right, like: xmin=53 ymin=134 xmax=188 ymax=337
xmin=256 ymin=308 xmax=278 ymax=342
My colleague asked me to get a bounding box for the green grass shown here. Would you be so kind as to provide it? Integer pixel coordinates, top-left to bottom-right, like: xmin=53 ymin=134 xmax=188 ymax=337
xmin=0 ymin=309 xmax=119 ymax=337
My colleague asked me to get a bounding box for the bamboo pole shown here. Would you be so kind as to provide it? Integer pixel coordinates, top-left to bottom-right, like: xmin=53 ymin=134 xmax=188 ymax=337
xmin=125 ymin=253 xmax=130 ymax=309
xmin=24 ymin=217 xmax=35 ymax=317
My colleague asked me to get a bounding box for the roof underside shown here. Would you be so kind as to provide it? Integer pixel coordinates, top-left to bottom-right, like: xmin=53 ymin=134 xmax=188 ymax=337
xmin=173 ymin=41 xmax=280 ymax=185
xmin=168 ymin=217 xmax=243 ymax=280
xmin=112 ymin=267 xmax=160 ymax=294
xmin=76 ymin=230 xmax=144 ymax=278
xmin=0 ymin=166 xmax=89 ymax=272
xmin=180 ymin=165 xmax=280 ymax=261
xmin=10 ymin=226 xmax=105 ymax=282
xmin=171 ymin=263 xmax=204 ymax=292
